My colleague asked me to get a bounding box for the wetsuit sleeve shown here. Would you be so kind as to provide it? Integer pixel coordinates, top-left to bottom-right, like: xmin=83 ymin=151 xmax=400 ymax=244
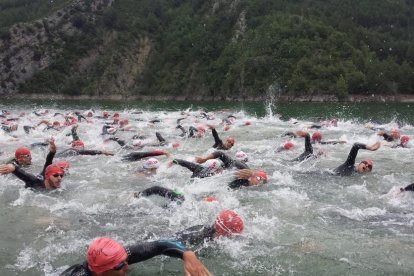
xmin=174 ymin=225 xmax=216 ymax=246
xmin=211 ymin=128 xmax=222 ymax=148
xmin=13 ymin=166 xmax=42 ymax=188
xmin=140 ymin=186 xmax=184 ymax=201
xmin=176 ymin=125 xmax=187 ymax=137
xmin=71 ymin=127 xmax=80 ymax=141
xmin=382 ymin=133 xmax=394 ymax=142
xmin=211 ymin=151 xmax=235 ymax=169
xmin=188 ymin=126 xmax=197 ymax=138
xmin=109 ymin=137 xmax=126 ymax=147
xmin=403 ymin=183 xmax=414 ymax=192
xmin=173 ymin=159 xmax=203 ymax=174
xmin=77 ymin=150 xmax=106 ymax=156
xmin=333 ymin=143 xmax=366 ymax=176
xmin=122 ymin=151 xmax=165 ymax=161
xmin=126 ymin=240 xmax=186 ymax=264
xmin=291 ymin=133 xmax=313 ymax=162
xmin=228 ymin=179 xmax=250 ymax=189
xmin=155 ymin=132 xmax=167 ymax=145
xmin=40 ymin=151 xmax=55 ymax=177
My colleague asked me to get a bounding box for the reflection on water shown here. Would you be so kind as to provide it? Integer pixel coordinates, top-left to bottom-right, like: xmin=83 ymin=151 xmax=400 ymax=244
xmin=0 ymin=101 xmax=413 ymax=275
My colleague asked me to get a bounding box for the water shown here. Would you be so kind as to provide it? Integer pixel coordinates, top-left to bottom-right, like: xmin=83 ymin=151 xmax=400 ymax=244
xmin=0 ymin=100 xmax=413 ymax=275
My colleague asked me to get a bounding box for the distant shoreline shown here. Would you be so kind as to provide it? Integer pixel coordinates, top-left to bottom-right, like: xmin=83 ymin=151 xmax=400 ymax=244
xmin=2 ymin=93 xmax=414 ymax=103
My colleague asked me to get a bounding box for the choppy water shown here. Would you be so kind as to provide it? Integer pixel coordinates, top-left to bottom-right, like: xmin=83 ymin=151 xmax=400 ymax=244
xmin=0 ymin=100 xmax=413 ymax=275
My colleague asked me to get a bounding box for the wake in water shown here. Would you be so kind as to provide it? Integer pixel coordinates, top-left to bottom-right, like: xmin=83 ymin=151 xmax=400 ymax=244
xmin=0 ymin=106 xmax=413 ymax=275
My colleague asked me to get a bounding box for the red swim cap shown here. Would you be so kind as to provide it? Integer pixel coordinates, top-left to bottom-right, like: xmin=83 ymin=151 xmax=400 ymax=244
xmin=391 ymin=129 xmax=400 ymax=138
xmin=52 ymin=121 xmax=60 ymax=127
xmin=87 ymin=237 xmax=127 ymax=274
xmin=56 ymin=161 xmax=70 ymax=169
xmin=120 ymin=119 xmax=129 ymax=126
xmin=244 ymin=121 xmax=251 ymax=126
xmin=113 ymin=118 xmax=120 ymax=124
xmin=284 ymin=142 xmax=294 ymax=150
xmin=44 ymin=164 xmax=64 ymax=180
xmin=312 ymin=132 xmax=322 ymax=142
xmin=224 ymin=126 xmax=230 ymax=131
xmin=251 ymin=170 xmax=268 ymax=184
xmin=113 ymin=112 xmax=120 ymax=117
xmin=400 ymin=135 xmax=410 ymax=145
xmin=71 ymin=140 xmax=85 ymax=150
xmin=226 ymin=137 xmax=235 ymax=145
xmin=214 ymin=210 xmax=244 ymax=236
xmin=15 ymin=147 xmax=31 ymax=159
xmin=172 ymin=142 xmax=180 ymax=148
xmin=203 ymin=196 xmax=218 ymax=202
xmin=197 ymin=126 xmax=206 ymax=133
xmin=103 ymin=111 xmax=109 ymax=118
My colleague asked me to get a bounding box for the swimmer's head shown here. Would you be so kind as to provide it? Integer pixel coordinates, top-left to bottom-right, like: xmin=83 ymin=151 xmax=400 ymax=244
xmin=107 ymin=127 xmax=117 ymax=135
xmin=87 ymin=237 xmax=128 ymax=274
xmin=357 ymin=160 xmax=373 ymax=173
xmin=224 ymin=137 xmax=235 ymax=149
xmin=214 ymin=210 xmax=244 ymax=237
xmin=103 ymin=111 xmax=109 ymax=119
xmin=45 ymin=164 xmax=64 ymax=189
xmin=224 ymin=125 xmax=230 ymax=131
xmin=52 ymin=121 xmax=61 ymax=127
xmin=113 ymin=118 xmax=120 ymax=124
xmin=312 ymin=132 xmax=322 ymax=142
xmin=143 ymin=158 xmax=160 ymax=170
xmin=390 ymin=129 xmax=400 ymax=139
xmin=71 ymin=140 xmax=85 ymax=150
xmin=15 ymin=147 xmax=32 ymax=165
xmin=119 ymin=119 xmax=129 ymax=126
xmin=197 ymin=126 xmax=206 ymax=136
xmin=171 ymin=142 xmax=180 ymax=148
xmin=113 ymin=112 xmax=120 ymax=118
xmin=331 ymin=119 xmax=338 ymax=126
xmin=283 ymin=142 xmax=294 ymax=150
xmin=235 ymin=151 xmax=248 ymax=163
xmin=249 ymin=170 xmax=268 ymax=186
xmin=400 ymin=135 xmax=410 ymax=146
xmin=56 ymin=161 xmax=70 ymax=175
xmin=132 ymin=139 xmax=144 ymax=148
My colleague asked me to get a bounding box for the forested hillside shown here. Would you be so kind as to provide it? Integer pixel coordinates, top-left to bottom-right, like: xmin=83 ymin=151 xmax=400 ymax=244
xmin=1 ymin=0 xmax=413 ymax=100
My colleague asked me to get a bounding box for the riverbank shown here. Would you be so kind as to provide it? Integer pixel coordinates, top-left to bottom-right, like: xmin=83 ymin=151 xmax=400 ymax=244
xmin=2 ymin=93 xmax=414 ymax=103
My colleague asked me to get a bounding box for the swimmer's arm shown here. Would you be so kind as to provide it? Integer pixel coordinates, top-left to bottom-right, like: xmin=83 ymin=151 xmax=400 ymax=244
xmin=77 ymin=150 xmax=113 ymax=156
xmin=10 ymin=165 xmax=39 ymax=184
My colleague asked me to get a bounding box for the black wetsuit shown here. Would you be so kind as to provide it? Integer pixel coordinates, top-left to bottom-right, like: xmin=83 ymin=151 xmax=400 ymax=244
xmin=122 ymin=150 xmax=165 ymax=162
xmin=211 ymin=128 xmax=225 ymax=150
xmin=174 ymin=225 xmax=216 ymax=246
xmin=291 ymin=133 xmax=313 ymax=162
xmin=211 ymin=151 xmax=248 ymax=169
xmin=228 ymin=179 xmax=250 ymax=189
xmin=155 ymin=132 xmax=168 ymax=146
xmin=56 ymin=149 xmax=107 ymax=158
xmin=401 ymin=183 xmax=414 ymax=192
xmin=11 ymin=151 xmax=55 ymax=189
xmin=137 ymin=186 xmax=185 ymax=203
xmin=61 ymin=240 xmax=187 ymax=276
xmin=172 ymin=159 xmax=210 ymax=178
xmin=333 ymin=143 xmax=367 ymax=176
xmin=380 ymin=133 xmax=395 ymax=142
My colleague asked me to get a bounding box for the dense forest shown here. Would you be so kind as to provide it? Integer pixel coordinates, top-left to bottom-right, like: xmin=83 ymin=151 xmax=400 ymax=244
xmin=1 ymin=0 xmax=414 ymax=100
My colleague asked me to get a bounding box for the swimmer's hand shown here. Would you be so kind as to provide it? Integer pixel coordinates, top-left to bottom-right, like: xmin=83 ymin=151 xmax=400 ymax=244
xmin=183 ymin=251 xmax=212 ymax=276
xmin=366 ymin=141 xmax=381 ymax=151
xmin=195 ymin=156 xmax=207 ymax=164
xmin=295 ymin=130 xmax=309 ymax=137
xmin=206 ymin=124 xmax=215 ymax=130
xmin=48 ymin=137 xmax=56 ymax=153
xmin=0 ymin=164 xmax=16 ymax=175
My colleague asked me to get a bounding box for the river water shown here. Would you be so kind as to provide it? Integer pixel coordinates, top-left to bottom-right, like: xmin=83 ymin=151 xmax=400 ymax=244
xmin=0 ymin=100 xmax=413 ymax=275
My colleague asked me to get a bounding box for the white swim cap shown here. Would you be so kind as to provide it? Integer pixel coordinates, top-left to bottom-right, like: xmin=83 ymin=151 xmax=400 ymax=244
xmin=143 ymin=158 xmax=160 ymax=169
xmin=107 ymin=127 xmax=117 ymax=134
xmin=202 ymin=159 xmax=223 ymax=175
xmin=132 ymin=139 xmax=143 ymax=147
xmin=235 ymin=151 xmax=248 ymax=163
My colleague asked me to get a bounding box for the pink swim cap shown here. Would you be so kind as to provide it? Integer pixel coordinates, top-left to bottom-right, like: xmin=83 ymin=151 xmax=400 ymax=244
xmin=214 ymin=210 xmax=244 ymax=236
xmin=87 ymin=237 xmax=127 ymax=274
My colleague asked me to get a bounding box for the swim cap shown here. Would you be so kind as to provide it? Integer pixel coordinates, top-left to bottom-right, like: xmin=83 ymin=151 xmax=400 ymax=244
xmin=312 ymin=132 xmax=322 ymax=142
xmin=202 ymin=159 xmax=224 ymax=175
xmin=71 ymin=140 xmax=85 ymax=150
xmin=103 ymin=111 xmax=109 ymax=118
xmin=203 ymin=196 xmax=218 ymax=202
xmin=400 ymin=135 xmax=410 ymax=145
xmin=107 ymin=127 xmax=117 ymax=135
xmin=226 ymin=137 xmax=235 ymax=145
xmin=197 ymin=126 xmax=206 ymax=133
xmin=143 ymin=158 xmax=160 ymax=169
xmin=251 ymin=170 xmax=268 ymax=184
xmin=113 ymin=118 xmax=120 ymax=124
xmin=113 ymin=112 xmax=120 ymax=117
xmin=87 ymin=237 xmax=127 ymax=274
xmin=120 ymin=119 xmax=129 ymax=126
xmin=331 ymin=119 xmax=338 ymax=126
xmin=52 ymin=121 xmax=61 ymax=127
xmin=87 ymin=111 xmax=93 ymax=117
xmin=44 ymin=164 xmax=64 ymax=180
xmin=361 ymin=159 xmax=373 ymax=170
xmin=214 ymin=210 xmax=244 ymax=236
xmin=15 ymin=147 xmax=31 ymax=159
xmin=391 ymin=129 xmax=400 ymax=138
xmin=244 ymin=121 xmax=251 ymax=126
xmin=56 ymin=161 xmax=70 ymax=169
xmin=172 ymin=142 xmax=180 ymax=148
xmin=283 ymin=142 xmax=294 ymax=150
xmin=132 ymin=139 xmax=143 ymax=147
xmin=235 ymin=151 xmax=248 ymax=163
xmin=224 ymin=126 xmax=230 ymax=131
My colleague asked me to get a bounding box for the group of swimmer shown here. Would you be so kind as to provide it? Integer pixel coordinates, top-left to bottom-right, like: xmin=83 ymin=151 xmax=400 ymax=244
xmin=0 ymin=108 xmax=412 ymax=275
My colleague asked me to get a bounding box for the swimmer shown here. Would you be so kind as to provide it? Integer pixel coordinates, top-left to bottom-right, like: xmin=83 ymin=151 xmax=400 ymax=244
xmin=195 ymin=151 xmax=249 ymax=170
xmin=228 ymin=169 xmax=268 ymax=189
xmin=122 ymin=150 xmax=170 ymax=162
xmin=170 ymin=158 xmax=224 ymax=178
xmin=333 ymin=141 xmax=381 ymax=176
xmin=61 ymin=236 xmax=211 ymax=276
xmin=207 ymin=124 xmax=234 ymax=150
xmin=134 ymin=186 xmax=185 ymax=203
